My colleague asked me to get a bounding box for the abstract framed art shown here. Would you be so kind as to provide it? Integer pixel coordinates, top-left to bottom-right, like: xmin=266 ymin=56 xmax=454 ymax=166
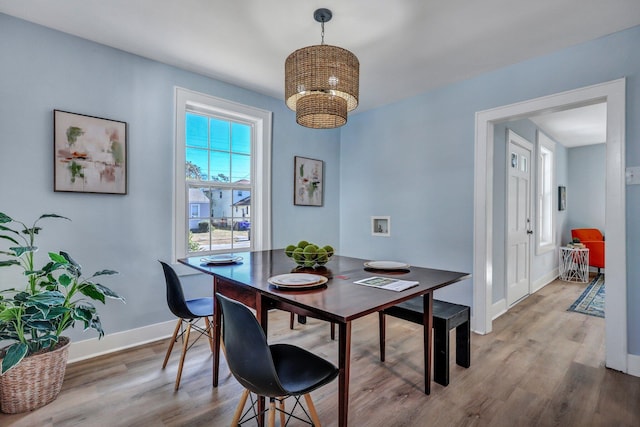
xmin=53 ymin=110 xmax=127 ymax=194
xmin=294 ymin=156 xmax=323 ymax=206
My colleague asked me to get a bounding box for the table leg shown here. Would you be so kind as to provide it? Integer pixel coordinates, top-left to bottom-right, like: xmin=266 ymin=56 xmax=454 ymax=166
xmin=212 ymin=278 xmax=220 ymax=387
xmin=338 ymin=321 xmax=352 ymax=427
xmin=423 ymin=292 xmax=433 ymax=395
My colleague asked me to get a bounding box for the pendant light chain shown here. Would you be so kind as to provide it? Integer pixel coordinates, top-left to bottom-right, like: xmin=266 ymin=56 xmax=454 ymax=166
xmin=320 ymin=20 xmax=325 ymax=45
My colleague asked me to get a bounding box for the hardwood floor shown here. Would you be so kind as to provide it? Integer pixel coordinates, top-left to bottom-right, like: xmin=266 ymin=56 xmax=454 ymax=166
xmin=3 ymin=277 xmax=639 ymax=426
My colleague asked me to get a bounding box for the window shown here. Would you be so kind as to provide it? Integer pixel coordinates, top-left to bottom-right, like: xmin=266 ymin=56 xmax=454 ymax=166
xmin=174 ymin=88 xmax=272 ymax=260
xmin=536 ymin=131 xmax=555 ymax=254
xmin=190 ymin=204 xmax=200 ymax=218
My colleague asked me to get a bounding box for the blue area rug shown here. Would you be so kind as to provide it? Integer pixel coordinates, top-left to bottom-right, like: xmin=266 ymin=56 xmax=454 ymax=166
xmin=568 ymin=273 xmax=604 ymax=318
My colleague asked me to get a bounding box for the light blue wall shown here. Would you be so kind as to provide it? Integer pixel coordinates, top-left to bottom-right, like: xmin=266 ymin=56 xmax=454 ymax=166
xmin=340 ymin=25 xmax=640 ymax=354
xmin=0 ymin=14 xmax=341 ymax=340
xmin=567 ymin=144 xmax=606 ymax=236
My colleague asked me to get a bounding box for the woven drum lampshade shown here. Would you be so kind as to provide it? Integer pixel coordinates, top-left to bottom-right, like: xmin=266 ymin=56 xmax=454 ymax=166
xmin=285 ymin=10 xmax=359 ymax=129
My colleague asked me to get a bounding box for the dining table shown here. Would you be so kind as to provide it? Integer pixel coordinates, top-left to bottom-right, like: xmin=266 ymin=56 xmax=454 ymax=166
xmin=179 ymin=249 xmax=470 ymax=427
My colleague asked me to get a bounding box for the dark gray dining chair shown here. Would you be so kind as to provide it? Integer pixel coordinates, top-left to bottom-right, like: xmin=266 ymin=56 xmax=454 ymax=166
xmin=217 ymin=293 xmax=338 ymax=426
xmin=159 ymin=261 xmax=215 ymax=391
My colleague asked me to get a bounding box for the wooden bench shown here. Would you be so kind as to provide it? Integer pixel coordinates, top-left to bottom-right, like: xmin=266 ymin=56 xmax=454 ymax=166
xmin=379 ymin=298 xmax=470 ymax=386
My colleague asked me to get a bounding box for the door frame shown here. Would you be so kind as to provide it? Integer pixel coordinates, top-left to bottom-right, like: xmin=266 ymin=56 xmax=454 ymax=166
xmin=505 ymin=130 xmax=533 ymax=307
xmin=473 ymin=78 xmax=627 ymax=372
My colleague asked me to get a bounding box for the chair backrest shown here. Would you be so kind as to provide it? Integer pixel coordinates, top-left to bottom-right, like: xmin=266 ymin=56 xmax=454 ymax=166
xmin=571 ymin=228 xmax=604 ymax=242
xmin=216 ymin=293 xmax=288 ymax=397
xmin=159 ymin=261 xmax=197 ymax=319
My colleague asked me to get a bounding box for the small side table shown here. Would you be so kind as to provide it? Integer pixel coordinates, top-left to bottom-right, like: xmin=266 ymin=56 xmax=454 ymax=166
xmin=559 ymin=246 xmax=589 ymax=282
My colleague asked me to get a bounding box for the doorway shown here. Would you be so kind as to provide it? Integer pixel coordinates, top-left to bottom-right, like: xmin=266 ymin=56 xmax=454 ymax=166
xmin=472 ymin=79 xmax=627 ymax=372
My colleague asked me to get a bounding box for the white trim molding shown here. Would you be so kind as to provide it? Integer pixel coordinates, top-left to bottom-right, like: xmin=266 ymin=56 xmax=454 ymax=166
xmin=172 ymin=87 xmax=272 ymax=261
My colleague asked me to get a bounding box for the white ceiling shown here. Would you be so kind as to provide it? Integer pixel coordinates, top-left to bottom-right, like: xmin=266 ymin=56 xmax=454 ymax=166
xmin=530 ymin=103 xmax=607 ymax=147
xmin=1 ymin=0 xmax=636 ymax=143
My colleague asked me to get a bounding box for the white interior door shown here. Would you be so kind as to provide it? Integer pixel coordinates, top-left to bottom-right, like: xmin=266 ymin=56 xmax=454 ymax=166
xmin=506 ymin=130 xmax=533 ymax=306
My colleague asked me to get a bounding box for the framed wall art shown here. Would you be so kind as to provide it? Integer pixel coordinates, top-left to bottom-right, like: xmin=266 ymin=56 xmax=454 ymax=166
xmin=371 ymin=216 xmax=391 ymax=237
xmin=54 ymin=110 xmax=127 ymax=194
xmin=294 ymin=156 xmax=323 ymax=206
xmin=558 ymin=186 xmax=566 ymax=211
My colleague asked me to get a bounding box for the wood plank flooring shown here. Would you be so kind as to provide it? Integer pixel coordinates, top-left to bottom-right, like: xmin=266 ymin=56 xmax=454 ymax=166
xmin=2 ymin=276 xmax=639 ymax=426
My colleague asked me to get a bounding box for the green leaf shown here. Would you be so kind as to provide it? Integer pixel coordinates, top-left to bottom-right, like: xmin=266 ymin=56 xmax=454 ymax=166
xmin=27 ymin=291 xmax=66 ymax=307
xmin=0 ymin=306 xmax=21 ymax=321
xmin=22 ymin=226 xmax=41 ymax=235
xmin=0 ymin=331 xmax=20 ymax=341
xmin=0 ymin=224 xmax=19 ymax=234
xmin=90 ymin=316 xmax=104 ymax=338
xmin=73 ymin=306 xmax=94 ymax=323
xmin=10 ymin=246 xmax=37 ymax=257
xmin=92 ymin=269 xmax=118 ymax=277
xmin=0 ymin=213 xmax=12 ymax=223
xmin=79 ymin=284 xmax=106 ymax=304
xmin=48 ymin=252 xmax=68 ymax=264
xmin=38 ymin=214 xmax=71 ymax=222
xmin=0 ymin=260 xmax=21 ymax=267
xmin=1 ymin=343 xmax=28 ymax=374
xmin=60 ymin=251 xmax=80 ymax=268
xmin=0 ymin=234 xmax=20 ymax=245
xmin=29 ymin=320 xmax=57 ymax=331
xmin=47 ymin=306 xmax=71 ymax=319
xmin=60 ymin=251 xmax=82 ymax=277
xmin=58 ymin=273 xmax=72 ymax=287
xmin=92 ymin=283 xmax=125 ymax=301
xmin=29 ymin=305 xmax=69 ymax=321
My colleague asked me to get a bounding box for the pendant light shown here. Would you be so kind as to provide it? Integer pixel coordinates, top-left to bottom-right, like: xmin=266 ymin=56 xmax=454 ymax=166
xmin=285 ymin=8 xmax=359 ymax=129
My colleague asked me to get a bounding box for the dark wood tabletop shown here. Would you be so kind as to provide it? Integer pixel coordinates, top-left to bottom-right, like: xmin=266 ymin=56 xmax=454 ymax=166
xmin=180 ymin=249 xmax=470 ymax=322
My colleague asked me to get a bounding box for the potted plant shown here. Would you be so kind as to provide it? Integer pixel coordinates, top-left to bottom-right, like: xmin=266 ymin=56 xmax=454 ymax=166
xmin=0 ymin=212 xmax=125 ymax=413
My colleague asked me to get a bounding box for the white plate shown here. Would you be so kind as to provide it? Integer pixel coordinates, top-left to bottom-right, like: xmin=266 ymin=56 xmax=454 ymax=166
xmin=364 ymin=261 xmax=411 ymax=270
xmin=268 ymin=273 xmax=328 ymax=289
xmin=201 ymin=255 xmax=243 ymax=265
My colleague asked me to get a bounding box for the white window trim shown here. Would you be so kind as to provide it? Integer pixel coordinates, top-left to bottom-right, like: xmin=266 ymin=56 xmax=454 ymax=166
xmin=173 ymin=87 xmax=272 ymax=261
xmin=535 ymin=130 xmax=555 ymax=255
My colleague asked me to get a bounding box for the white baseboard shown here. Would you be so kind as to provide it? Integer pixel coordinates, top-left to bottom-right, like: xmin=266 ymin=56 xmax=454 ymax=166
xmin=67 ymin=320 xmax=176 ymax=363
xmin=627 ymin=353 xmax=640 ymax=378
xmin=490 ymin=270 xmax=559 ymax=322
xmin=532 ymin=269 xmax=558 ymax=293
xmin=492 ymin=298 xmax=507 ymax=320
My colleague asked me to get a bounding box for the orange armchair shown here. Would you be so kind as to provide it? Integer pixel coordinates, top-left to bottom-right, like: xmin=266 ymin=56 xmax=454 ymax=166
xmin=571 ymin=228 xmax=605 ymax=271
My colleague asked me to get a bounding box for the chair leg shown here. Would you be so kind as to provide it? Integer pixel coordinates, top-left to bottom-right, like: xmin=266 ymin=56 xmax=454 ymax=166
xmin=174 ymin=323 xmax=192 ymax=391
xmin=289 ymin=312 xmax=295 ymax=329
xmin=231 ymin=389 xmax=250 ymax=426
xmin=330 ymin=322 xmax=335 ymax=340
xmin=204 ymin=316 xmax=215 ymax=353
xmin=162 ymin=319 xmax=182 ymax=369
xmin=279 ymin=397 xmax=286 ymax=427
xmin=378 ymin=312 xmax=386 ymax=362
xmin=303 ymin=393 xmax=322 ymax=427
xmin=268 ymin=398 xmax=276 ymax=427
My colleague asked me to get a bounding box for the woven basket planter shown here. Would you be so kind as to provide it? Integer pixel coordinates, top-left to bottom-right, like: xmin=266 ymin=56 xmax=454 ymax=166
xmin=0 ymin=337 xmax=70 ymax=414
